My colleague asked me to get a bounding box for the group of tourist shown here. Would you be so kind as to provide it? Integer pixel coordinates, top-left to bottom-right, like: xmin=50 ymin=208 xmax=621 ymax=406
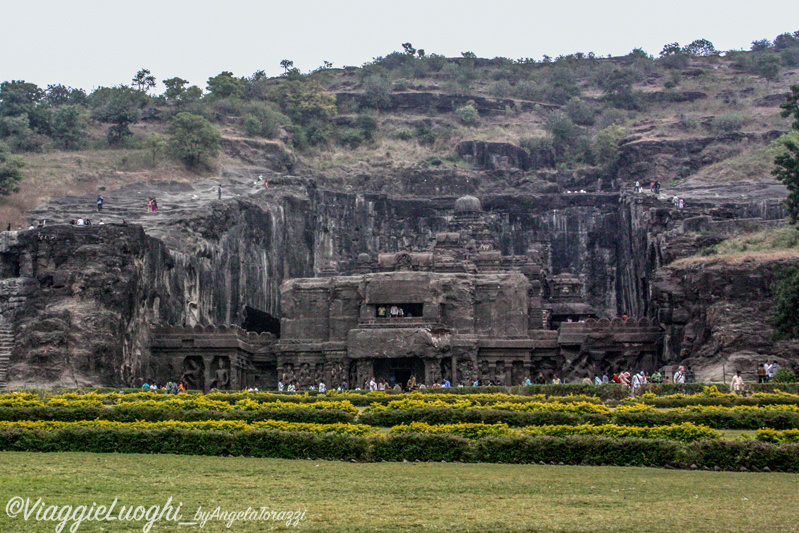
xmin=376 ymin=306 xmax=414 ymax=318
xmin=272 ymin=374 xmax=458 ymax=393
xmin=756 ymin=361 xmax=782 ymax=383
xmin=633 ymin=180 xmax=662 ymax=195
xmin=141 ymin=381 xmax=184 ymax=393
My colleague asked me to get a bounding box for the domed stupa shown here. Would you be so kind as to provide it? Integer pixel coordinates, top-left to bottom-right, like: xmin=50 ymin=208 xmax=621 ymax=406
xmin=453 ymin=195 xmax=482 ymax=214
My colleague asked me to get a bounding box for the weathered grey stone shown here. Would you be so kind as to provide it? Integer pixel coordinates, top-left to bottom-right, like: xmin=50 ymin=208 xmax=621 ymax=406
xmin=0 ymin=159 xmax=794 ymax=389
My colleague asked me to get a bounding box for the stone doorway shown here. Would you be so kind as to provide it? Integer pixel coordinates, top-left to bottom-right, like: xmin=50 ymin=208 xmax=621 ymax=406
xmin=374 ymin=357 xmax=425 ymax=389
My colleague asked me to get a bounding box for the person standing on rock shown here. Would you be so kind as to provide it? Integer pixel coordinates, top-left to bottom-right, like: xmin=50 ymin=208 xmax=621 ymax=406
xmin=218 ymin=184 xmax=222 ymax=200
xmin=97 ymin=195 xmax=103 ymax=212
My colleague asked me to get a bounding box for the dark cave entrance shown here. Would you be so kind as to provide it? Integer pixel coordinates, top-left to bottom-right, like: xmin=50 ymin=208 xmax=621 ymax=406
xmin=374 ymin=357 xmax=426 ymax=389
xmin=242 ymin=306 xmax=281 ymax=337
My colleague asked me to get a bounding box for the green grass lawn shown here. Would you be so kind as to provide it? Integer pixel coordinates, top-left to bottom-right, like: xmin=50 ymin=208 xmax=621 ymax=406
xmin=0 ymin=452 xmax=796 ymax=532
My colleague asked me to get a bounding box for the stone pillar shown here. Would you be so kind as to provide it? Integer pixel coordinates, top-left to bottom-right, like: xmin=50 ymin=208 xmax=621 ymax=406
xmin=356 ymin=359 xmax=373 ymax=388
xmin=451 ymin=355 xmax=458 ymax=384
xmin=423 ymin=359 xmax=437 ymax=386
xmin=230 ymin=355 xmax=240 ymax=391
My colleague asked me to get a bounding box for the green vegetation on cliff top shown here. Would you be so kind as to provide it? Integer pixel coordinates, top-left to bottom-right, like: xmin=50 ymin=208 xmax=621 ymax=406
xmin=0 ymin=31 xmax=798 ymax=225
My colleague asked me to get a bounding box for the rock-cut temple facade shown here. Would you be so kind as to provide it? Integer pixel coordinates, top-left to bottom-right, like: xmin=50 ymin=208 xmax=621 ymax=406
xmin=153 ymin=196 xmax=662 ymax=390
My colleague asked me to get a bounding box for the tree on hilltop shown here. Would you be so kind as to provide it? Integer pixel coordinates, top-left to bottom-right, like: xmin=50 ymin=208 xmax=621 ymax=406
xmin=0 ymin=80 xmax=44 ymax=118
xmin=162 ymin=77 xmax=202 ymax=106
xmin=774 ymin=32 xmax=799 ymax=51
xmin=50 ymin=105 xmax=88 ymax=150
xmin=89 ymin=86 xmax=148 ymax=145
xmin=751 ymin=39 xmax=773 ymax=52
xmin=659 ymin=43 xmax=681 ymax=56
xmin=132 ymin=69 xmax=157 ymax=93
xmin=683 ymin=39 xmax=716 ymax=57
xmin=45 ymin=84 xmax=88 ymax=107
xmin=206 ymin=71 xmax=243 ymax=99
xmin=163 ymin=77 xmax=189 ymax=101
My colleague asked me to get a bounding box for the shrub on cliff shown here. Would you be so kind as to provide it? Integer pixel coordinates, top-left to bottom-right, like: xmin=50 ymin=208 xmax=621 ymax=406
xmin=454 ymin=101 xmax=479 ymax=126
xmin=240 ymin=102 xmax=289 ymax=139
xmin=361 ymin=75 xmax=393 ymax=110
xmin=0 ymin=151 xmax=23 ymax=196
xmin=773 ymin=84 xmax=799 ymax=223
xmin=167 ymin=112 xmax=221 ymax=169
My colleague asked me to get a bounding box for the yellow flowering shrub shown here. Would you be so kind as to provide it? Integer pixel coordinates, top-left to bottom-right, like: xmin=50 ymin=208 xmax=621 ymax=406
xmin=390 ymin=422 xmax=513 ymax=439
xmin=475 ymin=401 xmax=610 ymax=415
xmin=47 ymin=398 xmax=104 ymax=408
xmin=755 ymin=428 xmax=799 ymax=443
xmin=244 ymin=400 xmax=358 ymax=414
xmin=521 ymin=422 xmax=720 ymax=442
xmin=751 ymin=389 xmax=799 ymax=400
xmin=365 ymin=398 xmax=474 ymax=412
xmin=251 ymin=420 xmax=377 ymax=436
xmin=0 ymin=392 xmax=44 ymax=407
xmin=615 ymin=404 xmax=657 ymax=413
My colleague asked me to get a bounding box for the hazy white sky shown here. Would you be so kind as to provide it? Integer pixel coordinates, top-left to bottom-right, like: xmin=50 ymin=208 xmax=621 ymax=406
xmin=1 ymin=0 xmax=798 ymax=93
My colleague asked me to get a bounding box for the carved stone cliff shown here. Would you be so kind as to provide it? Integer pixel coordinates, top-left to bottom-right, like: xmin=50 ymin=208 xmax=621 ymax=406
xmin=0 ymin=167 xmax=793 ymax=387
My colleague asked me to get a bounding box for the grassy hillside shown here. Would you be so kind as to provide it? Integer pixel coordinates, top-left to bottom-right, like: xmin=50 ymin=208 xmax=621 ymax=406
xmin=2 ymin=35 xmax=799 ymax=225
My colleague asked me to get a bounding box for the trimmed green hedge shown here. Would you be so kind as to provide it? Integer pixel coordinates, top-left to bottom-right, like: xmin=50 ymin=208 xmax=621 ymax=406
xmin=5 ymin=404 xmax=798 ymax=430
xmin=0 ymin=406 xmax=354 ymax=424
xmin=1 ymin=427 xmax=797 ymax=471
xmin=0 ymin=427 xmax=367 ymax=460
xmin=612 ymin=409 xmax=799 ymax=430
xmin=473 ymin=436 xmax=685 ymax=466
xmin=627 ymin=396 xmax=799 ymax=409
xmin=370 ymin=433 xmax=472 ymax=462
xmin=358 ymin=408 xmax=609 ymax=427
xmin=361 ymin=406 xmax=799 ymax=430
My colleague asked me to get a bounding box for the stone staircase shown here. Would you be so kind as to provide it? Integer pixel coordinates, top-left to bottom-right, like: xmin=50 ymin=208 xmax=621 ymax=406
xmin=0 ymin=321 xmax=13 ymax=390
